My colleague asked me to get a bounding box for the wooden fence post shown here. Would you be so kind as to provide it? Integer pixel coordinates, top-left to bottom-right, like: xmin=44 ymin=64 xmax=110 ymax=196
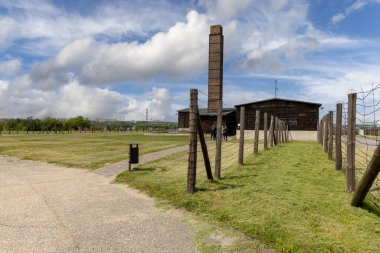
xmin=254 ymin=110 xmax=260 ymax=155
xmin=215 ymin=100 xmax=223 ymax=179
xmin=281 ymin=122 xmax=285 ymax=143
xmin=351 ymin=142 xmax=380 ymax=206
xmin=286 ymin=124 xmax=290 ymax=142
xmin=347 ymin=93 xmax=357 ymax=192
xmin=336 ymin=103 xmax=342 ymax=170
xmin=264 ymin=112 xmax=268 ymax=150
xmin=319 ymin=118 xmax=324 ymax=146
xmin=268 ymin=115 xmax=274 ymax=148
xmin=323 ymin=115 xmax=328 ymax=153
xmin=328 ymin=111 xmax=334 ymax=160
xmin=238 ymin=106 xmax=245 ymax=165
xmin=284 ymin=123 xmax=288 ymax=143
xmin=274 ymin=117 xmax=278 ymax=145
xmin=187 ymin=89 xmax=198 ymax=194
xmin=277 ymin=117 xmax=281 ymax=144
xmin=197 ymin=112 xmax=213 ymax=180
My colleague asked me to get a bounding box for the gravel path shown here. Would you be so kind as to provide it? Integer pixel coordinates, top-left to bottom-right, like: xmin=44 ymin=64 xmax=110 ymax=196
xmin=92 ymin=145 xmax=189 ymax=178
xmin=0 ymin=155 xmax=197 ymax=253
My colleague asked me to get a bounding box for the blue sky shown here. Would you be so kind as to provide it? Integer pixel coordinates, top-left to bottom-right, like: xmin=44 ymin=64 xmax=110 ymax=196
xmin=1 ymin=0 xmax=380 ymax=121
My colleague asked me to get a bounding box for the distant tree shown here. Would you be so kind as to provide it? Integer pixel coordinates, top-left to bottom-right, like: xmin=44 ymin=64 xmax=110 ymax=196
xmin=66 ymin=116 xmax=91 ymax=131
xmin=41 ymin=117 xmax=62 ymax=131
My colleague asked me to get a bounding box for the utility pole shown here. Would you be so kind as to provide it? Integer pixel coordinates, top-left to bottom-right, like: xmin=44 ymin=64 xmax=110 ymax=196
xmin=275 ymin=79 xmax=278 ymax=98
xmin=146 ymin=109 xmax=148 ymax=122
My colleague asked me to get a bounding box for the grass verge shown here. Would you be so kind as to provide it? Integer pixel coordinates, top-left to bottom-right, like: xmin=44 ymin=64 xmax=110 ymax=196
xmin=0 ymin=133 xmax=187 ymax=169
xmin=116 ymin=141 xmax=380 ymax=252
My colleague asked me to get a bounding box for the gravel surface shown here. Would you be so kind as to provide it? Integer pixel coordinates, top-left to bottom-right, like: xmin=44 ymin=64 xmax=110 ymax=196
xmin=0 ymin=156 xmax=197 ymax=253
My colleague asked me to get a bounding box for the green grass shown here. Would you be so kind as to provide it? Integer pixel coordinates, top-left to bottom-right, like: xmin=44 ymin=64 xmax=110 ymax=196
xmin=0 ymin=132 xmax=188 ymax=169
xmin=116 ymin=141 xmax=380 ymax=253
xmin=360 ymin=135 xmax=380 ymax=141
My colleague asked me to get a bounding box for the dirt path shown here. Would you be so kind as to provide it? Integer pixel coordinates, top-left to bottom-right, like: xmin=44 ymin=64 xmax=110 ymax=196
xmin=92 ymin=145 xmax=189 ymax=178
xmin=0 ymin=155 xmax=197 ymax=253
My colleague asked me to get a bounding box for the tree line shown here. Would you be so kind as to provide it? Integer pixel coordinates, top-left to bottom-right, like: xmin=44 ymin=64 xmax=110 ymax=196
xmin=0 ymin=116 xmax=178 ymax=132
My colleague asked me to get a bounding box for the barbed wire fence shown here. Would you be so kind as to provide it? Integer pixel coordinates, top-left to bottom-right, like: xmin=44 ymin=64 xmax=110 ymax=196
xmin=318 ymin=84 xmax=380 ymax=208
xmin=351 ymin=84 xmax=380 ymax=207
xmin=187 ymin=88 xmax=290 ymax=194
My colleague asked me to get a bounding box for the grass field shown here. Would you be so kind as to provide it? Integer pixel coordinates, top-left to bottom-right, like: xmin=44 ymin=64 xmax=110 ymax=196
xmin=116 ymin=141 xmax=380 ymax=253
xmin=0 ymin=132 xmax=188 ymax=169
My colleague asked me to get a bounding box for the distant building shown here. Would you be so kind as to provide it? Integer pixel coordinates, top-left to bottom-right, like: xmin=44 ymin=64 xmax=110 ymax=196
xmin=235 ymin=98 xmax=321 ymax=131
xmin=177 ymin=108 xmax=236 ymax=135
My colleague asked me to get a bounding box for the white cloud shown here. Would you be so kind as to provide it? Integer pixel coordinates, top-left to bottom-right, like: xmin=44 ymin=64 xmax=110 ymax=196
xmin=30 ymin=10 xmax=209 ymax=87
xmin=199 ymin=0 xmax=254 ymax=21
xmin=0 ymin=59 xmax=22 ymax=77
xmin=0 ymin=18 xmax=19 ymax=51
xmin=0 ymin=78 xmax=174 ymax=121
xmin=331 ymin=0 xmax=380 ymax=24
xmin=0 ymin=0 xmax=189 ymax=56
xmin=121 ymin=87 xmax=173 ymax=121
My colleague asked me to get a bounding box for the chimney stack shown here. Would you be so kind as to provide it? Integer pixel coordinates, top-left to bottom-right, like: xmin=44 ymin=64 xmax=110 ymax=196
xmin=207 ymin=25 xmax=223 ymax=112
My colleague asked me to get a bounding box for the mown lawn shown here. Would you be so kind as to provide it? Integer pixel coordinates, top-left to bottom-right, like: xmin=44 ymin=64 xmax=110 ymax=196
xmin=116 ymin=141 xmax=380 ymax=253
xmin=0 ymin=133 xmax=188 ymax=169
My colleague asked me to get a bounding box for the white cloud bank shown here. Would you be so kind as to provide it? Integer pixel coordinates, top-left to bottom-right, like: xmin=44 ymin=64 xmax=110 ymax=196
xmin=0 ymin=79 xmax=173 ymax=121
xmin=0 ymin=0 xmax=379 ymax=120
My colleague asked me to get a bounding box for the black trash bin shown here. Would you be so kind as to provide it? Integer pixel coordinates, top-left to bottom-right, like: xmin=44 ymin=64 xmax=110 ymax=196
xmin=129 ymin=143 xmax=139 ymax=171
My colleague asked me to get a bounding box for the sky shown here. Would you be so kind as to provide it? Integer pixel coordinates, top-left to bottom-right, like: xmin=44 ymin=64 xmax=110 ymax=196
xmin=1 ymin=0 xmax=380 ymax=121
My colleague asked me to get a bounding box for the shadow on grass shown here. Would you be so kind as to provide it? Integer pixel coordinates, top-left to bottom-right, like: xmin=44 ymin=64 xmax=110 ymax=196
xmin=362 ymin=200 xmax=380 ymax=218
xmin=225 ymin=174 xmax=258 ymax=180
xmin=197 ymin=180 xmax=244 ymax=192
xmin=132 ymin=166 xmax=156 ymax=172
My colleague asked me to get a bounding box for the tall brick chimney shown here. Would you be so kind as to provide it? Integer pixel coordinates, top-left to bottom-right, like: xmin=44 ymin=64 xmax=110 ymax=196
xmin=207 ymin=25 xmax=223 ymax=112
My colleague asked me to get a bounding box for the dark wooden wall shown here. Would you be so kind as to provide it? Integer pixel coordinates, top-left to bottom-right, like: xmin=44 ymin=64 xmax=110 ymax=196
xmin=178 ymin=112 xmax=189 ymax=128
xmin=236 ymin=100 xmax=320 ymax=131
xmin=178 ymin=111 xmax=236 ymax=135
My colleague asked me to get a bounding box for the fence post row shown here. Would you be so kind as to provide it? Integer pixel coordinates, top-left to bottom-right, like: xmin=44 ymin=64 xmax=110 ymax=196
xmin=347 ymin=93 xmax=357 ymax=192
xmin=215 ymin=100 xmax=223 ymax=179
xmin=187 ymin=89 xmax=198 ymax=194
xmin=238 ymin=106 xmax=245 ymax=165
xmin=335 ymin=103 xmax=342 ymax=170
xmin=328 ymin=111 xmax=334 ymax=160
xmin=254 ymin=110 xmax=260 ymax=155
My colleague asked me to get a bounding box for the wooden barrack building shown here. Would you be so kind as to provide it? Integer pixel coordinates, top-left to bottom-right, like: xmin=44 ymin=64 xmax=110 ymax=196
xmin=235 ymin=98 xmax=321 ymax=131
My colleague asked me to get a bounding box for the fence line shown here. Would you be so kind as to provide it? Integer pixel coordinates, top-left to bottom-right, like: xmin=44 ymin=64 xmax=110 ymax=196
xmin=318 ymin=84 xmax=380 ymax=208
xmin=187 ymin=89 xmax=290 ymax=193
